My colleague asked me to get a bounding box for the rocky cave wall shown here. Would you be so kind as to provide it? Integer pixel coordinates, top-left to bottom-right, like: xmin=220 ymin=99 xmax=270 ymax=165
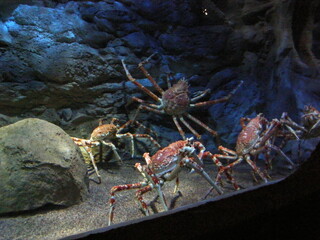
xmin=0 ymin=0 xmax=319 ymax=158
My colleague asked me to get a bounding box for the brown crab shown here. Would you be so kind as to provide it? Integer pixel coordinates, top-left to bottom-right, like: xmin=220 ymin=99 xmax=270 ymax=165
xmin=271 ymin=106 xmax=319 ymax=144
xmin=300 ymin=105 xmax=320 ymax=138
xmin=276 ymin=105 xmax=320 ymax=140
xmin=205 ymin=114 xmax=294 ymax=190
xmin=108 ymin=138 xmax=223 ymax=225
xmin=274 ymin=105 xmax=320 ymax=160
xmin=71 ymin=118 xmax=161 ymax=183
xmin=122 ymin=53 xmax=243 ymax=141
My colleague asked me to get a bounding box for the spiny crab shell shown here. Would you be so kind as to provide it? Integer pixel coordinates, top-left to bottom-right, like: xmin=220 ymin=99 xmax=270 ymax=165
xmin=236 ymin=114 xmax=267 ymax=154
xmin=143 ymin=140 xmax=189 ymax=172
xmin=162 ymin=79 xmax=190 ymax=115
xmin=90 ymin=124 xmax=118 ymax=141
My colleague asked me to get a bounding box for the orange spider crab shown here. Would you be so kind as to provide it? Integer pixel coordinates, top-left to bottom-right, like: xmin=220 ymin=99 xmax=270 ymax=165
xmin=122 ymin=53 xmax=243 ymax=141
xmin=71 ymin=118 xmax=161 ymax=183
xmin=108 ymin=138 xmax=223 ymax=225
xmin=205 ymin=113 xmax=294 ymax=190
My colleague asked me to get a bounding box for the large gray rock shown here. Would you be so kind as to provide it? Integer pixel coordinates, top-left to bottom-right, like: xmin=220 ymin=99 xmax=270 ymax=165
xmin=0 ymin=118 xmax=89 ymax=214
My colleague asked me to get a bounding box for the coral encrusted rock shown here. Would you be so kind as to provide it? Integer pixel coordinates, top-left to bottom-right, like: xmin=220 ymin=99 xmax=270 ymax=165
xmin=0 ymin=118 xmax=89 ymax=214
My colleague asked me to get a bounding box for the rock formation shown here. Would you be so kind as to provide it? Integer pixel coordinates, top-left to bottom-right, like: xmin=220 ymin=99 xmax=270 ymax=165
xmin=0 ymin=118 xmax=89 ymax=214
xmin=0 ymin=0 xmax=319 ymax=157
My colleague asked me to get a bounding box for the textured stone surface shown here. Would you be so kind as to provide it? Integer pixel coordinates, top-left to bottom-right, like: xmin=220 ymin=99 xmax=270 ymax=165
xmin=0 ymin=118 xmax=89 ymax=214
xmin=0 ymin=1 xmax=238 ymax=121
xmin=0 ymin=20 xmax=12 ymax=46
xmin=0 ymin=4 xmax=123 ymax=117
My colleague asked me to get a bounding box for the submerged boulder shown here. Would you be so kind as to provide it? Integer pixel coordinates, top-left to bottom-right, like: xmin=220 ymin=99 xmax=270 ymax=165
xmin=0 ymin=118 xmax=89 ymax=214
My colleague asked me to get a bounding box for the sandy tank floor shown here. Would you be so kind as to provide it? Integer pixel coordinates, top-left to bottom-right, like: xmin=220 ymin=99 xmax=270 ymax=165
xmin=0 ymin=158 xmax=292 ymax=240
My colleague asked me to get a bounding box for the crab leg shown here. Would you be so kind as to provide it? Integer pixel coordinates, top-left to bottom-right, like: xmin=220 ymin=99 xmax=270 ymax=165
xmin=187 ymin=160 xmax=223 ymax=194
xmin=108 ymin=182 xmax=148 ymax=225
xmin=257 ymin=119 xmax=281 ymax=147
xmin=185 ymin=148 xmax=223 ymax=195
xmin=163 ymin=147 xmax=223 ymax=195
xmin=284 ymin=125 xmax=300 ymax=140
xmin=122 ymin=59 xmax=161 ymax=102
xmin=131 ymin=97 xmax=162 ymax=109
xmin=262 ymin=151 xmax=273 ymax=174
xmin=302 ymin=112 xmax=319 ymax=118
xmin=138 ymin=53 xmax=164 ymax=94
xmin=257 ymin=119 xmax=294 ymax=167
xmin=132 ymin=103 xmax=165 ymax=123
xmin=131 ymin=97 xmax=164 ymax=121
xmin=71 ymin=137 xmax=100 ymax=147
xmin=134 ymin=120 xmax=157 ymax=135
xmin=85 ymin=147 xmax=102 ymax=184
xmin=117 ymin=133 xmax=161 ymax=157
xmin=129 ymin=134 xmax=161 ymax=149
xmin=135 ymin=185 xmax=154 ymax=215
xmin=117 ymin=119 xmax=134 ymax=131
xmin=218 ymin=145 xmax=237 ymax=155
xmin=267 ymin=144 xmax=295 ymax=166
xmin=217 ymin=156 xmax=243 ymax=185
xmin=118 ymin=119 xmax=159 ymax=141
xmin=203 ymin=151 xmax=239 ymax=190
xmin=154 ymin=184 xmax=168 ymax=212
xmin=101 ymin=141 xmax=123 ymax=163
xmin=173 ymin=177 xmax=180 ymax=193
xmin=172 ymin=116 xmax=186 ymax=139
xmin=179 ymin=116 xmax=201 ymax=139
xmin=184 ymin=113 xmax=220 ymax=141
xmin=71 ymin=137 xmax=102 ymax=183
xmin=190 ymin=89 xmax=211 ymax=102
xmin=140 ymin=165 xmax=168 ymax=212
xmin=189 ymin=81 xmax=243 ymax=108
xmin=244 ymin=155 xmax=268 ymax=183
xmin=281 ymin=112 xmax=307 ymax=134
xmin=309 ymin=119 xmax=320 ymax=134
xmin=119 ymin=132 xmax=135 ymax=157
xmin=192 ymin=140 xmax=206 ymax=164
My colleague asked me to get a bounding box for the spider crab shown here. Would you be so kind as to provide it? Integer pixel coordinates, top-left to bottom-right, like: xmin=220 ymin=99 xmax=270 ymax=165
xmin=71 ymin=118 xmax=161 ymax=183
xmin=205 ymin=113 xmax=294 ymax=190
xmin=122 ymin=53 xmax=243 ymax=140
xmin=301 ymin=105 xmax=320 ymax=137
xmin=275 ymin=105 xmax=320 ymax=160
xmin=280 ymin=105 xmax=320 ymax=139
xmin=108 ymin=138 xmax=223 ymax=225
